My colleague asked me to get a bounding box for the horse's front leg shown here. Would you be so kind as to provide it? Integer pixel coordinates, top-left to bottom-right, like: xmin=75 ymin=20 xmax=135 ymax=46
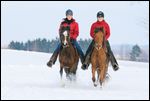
xmin=60 ymin=64 xmax=65 ymax=87
xmin=60 ymin=64 xmax=63 ymax=80
xmin=92 ymin=65 xmax=97 ymax=87
xmin=99 ymin=64 xmax=106 ymax=87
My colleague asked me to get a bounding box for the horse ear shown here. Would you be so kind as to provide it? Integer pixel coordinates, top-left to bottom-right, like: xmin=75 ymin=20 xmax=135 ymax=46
xmin=99 ymin=27 xmax=105 ymax=34
xmin=94 ymin=27 xmax=100 ymax=34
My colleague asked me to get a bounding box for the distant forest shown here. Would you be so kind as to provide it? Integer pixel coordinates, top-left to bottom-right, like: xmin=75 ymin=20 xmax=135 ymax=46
xmin=8 ymin=38 xmax=149 ymax=62
xmin=8 ymin=38 xmax=92 ymax=54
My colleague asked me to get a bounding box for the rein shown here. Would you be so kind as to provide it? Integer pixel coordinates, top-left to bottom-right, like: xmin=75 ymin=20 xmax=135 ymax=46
xmin=62 ymin=44 xmax=70 ymax=48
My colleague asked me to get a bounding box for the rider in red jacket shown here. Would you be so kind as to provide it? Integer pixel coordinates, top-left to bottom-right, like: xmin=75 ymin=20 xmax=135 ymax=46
xmin=59 ymin=18 xmax=79 ymax=40
xmin=47 ymin=9 xmax=84 ymax=68
xmin=81 ymin=11 xmax=119 ymax=71
xmin=90 ymin=20 xmax=110 ymax=40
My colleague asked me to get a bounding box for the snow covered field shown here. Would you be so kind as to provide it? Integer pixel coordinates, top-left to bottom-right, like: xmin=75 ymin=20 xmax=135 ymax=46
xmin=1 ymin=49 xmax=149 ymax=100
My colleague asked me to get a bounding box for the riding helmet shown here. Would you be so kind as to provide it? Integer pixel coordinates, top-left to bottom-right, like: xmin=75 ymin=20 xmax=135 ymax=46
xmin=66 ymin=9 xmax=73 ymax=16
xmin=97 ymin=11 xmax=104 ymax=18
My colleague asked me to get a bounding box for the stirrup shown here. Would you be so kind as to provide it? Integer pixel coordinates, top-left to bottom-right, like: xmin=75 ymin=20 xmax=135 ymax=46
xmin=113 ymin=63 xmax=119 ymax=71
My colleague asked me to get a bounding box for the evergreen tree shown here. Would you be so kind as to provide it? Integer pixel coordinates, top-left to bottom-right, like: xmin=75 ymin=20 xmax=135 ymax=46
xmin=130 ymin=44 xmax=142 ymax=61
xmin=8 ymin=41 xmax=15 ymax=49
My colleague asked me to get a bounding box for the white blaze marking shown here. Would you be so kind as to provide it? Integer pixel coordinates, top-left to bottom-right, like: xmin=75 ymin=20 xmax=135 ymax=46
xmin=63 ymin=31 xmax=68 ymax=37
xmin=63 ymin=31 xmax=68 ymax=45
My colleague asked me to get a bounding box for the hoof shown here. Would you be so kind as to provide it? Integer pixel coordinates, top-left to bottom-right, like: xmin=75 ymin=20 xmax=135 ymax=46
xmin=93 ymin=82 xmax=98 ymax=87
xmin=100 ymin=85 xmax=103 ymax=89
xmin=105 ymin=73 xmax=111 ymax=82
xmin=94 ymin=84 xmax=97 ymax=87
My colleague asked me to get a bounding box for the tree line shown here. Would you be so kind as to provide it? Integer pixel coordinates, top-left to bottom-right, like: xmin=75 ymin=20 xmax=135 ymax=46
xmin=8 ymin=38 xmax=92 ymax=54
xmin=8 ymin=38 xmax=147 ymax=62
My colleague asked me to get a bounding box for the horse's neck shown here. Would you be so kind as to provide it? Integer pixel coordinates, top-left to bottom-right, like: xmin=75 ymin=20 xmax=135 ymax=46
xmin=93 ymin=47 xmax=106 ymax=56
xmin=61 ymin=44 xmax=77 ymax=61
xmin=62 ymin=43 xmax=74 ymax=53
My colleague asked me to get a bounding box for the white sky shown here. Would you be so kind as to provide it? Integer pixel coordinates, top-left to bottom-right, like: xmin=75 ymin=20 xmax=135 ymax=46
xmin=1 ymin=1 xmax=149 ymax=46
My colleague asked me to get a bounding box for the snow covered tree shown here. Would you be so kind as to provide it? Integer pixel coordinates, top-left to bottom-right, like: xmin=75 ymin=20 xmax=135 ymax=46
xmin=130 ymin=44 xmax=142 ymax=61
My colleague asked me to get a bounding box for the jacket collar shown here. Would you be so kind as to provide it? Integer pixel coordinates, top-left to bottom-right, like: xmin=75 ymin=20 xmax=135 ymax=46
xmin=96 ymin=20 xmax=105 ymax=24
xmin=62 ymin=18 xmax=75 ymax=25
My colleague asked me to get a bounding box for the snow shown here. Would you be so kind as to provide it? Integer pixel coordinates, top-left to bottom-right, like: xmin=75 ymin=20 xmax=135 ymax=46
xmin=1 ymin=49 xmax=149 ymax=100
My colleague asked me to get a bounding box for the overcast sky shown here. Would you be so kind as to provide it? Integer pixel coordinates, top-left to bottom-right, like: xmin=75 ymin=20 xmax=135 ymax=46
xmin=1 ymin=1 xmax=149 ymax=46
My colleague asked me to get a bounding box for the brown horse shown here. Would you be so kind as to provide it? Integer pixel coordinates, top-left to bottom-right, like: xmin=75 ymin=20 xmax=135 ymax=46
xmin=91 ymin=27 xmax=109 ymax=87
xmin=59 ymin=26 xmax=79 ymax=81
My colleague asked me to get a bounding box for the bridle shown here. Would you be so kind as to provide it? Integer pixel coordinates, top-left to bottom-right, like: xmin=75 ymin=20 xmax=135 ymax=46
xmin=60 ymin=25 xmax=71 ymax=49
xmin=62 ymin=44 xmax=69 ymax=48
xmin=61 ymin=30 xmax=71 ymax=48
xmin=94 ymin=43 xmax=103 ymax=50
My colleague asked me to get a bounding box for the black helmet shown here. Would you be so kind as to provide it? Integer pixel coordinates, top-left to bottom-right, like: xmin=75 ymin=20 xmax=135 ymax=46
xmin=97 ymin=11 xmax=104 ymax=18
xmin=66 ymin=9 xmax=73 ymax=16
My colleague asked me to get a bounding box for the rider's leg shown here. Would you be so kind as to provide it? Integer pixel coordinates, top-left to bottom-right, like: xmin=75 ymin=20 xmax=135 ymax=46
xmin=71 ymin=39 xmax=85 ymax=64
xmin=106 ymin=41 xmax=119 ymax=71
xmin=81 ymin=40 xmax=95 ymax=70
xmin=47 ymin=43 xmax=61 ymax=67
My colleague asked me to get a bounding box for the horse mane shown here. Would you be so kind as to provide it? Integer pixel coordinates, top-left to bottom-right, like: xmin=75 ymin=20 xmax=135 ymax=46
xmin=94 ymin=27 xmax=106 ymax=48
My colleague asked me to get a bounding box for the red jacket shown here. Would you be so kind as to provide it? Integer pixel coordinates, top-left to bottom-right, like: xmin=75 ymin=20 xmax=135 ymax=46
xmin=90 ymin=20 xmax=110 ymax=40
xmin=59 ymin=18 xmax=79 ymax=40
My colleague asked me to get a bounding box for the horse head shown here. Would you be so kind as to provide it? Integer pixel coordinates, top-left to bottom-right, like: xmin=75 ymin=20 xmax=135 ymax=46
xmin=59 ymin=26 xmax=71 ymax=48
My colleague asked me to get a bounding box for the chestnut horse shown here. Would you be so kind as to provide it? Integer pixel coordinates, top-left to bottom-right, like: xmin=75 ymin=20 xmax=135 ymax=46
xmin=91 ymin=27 xmax=109 ymax=87
xmin=59 ymin=26 xmax=79 ymax=81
